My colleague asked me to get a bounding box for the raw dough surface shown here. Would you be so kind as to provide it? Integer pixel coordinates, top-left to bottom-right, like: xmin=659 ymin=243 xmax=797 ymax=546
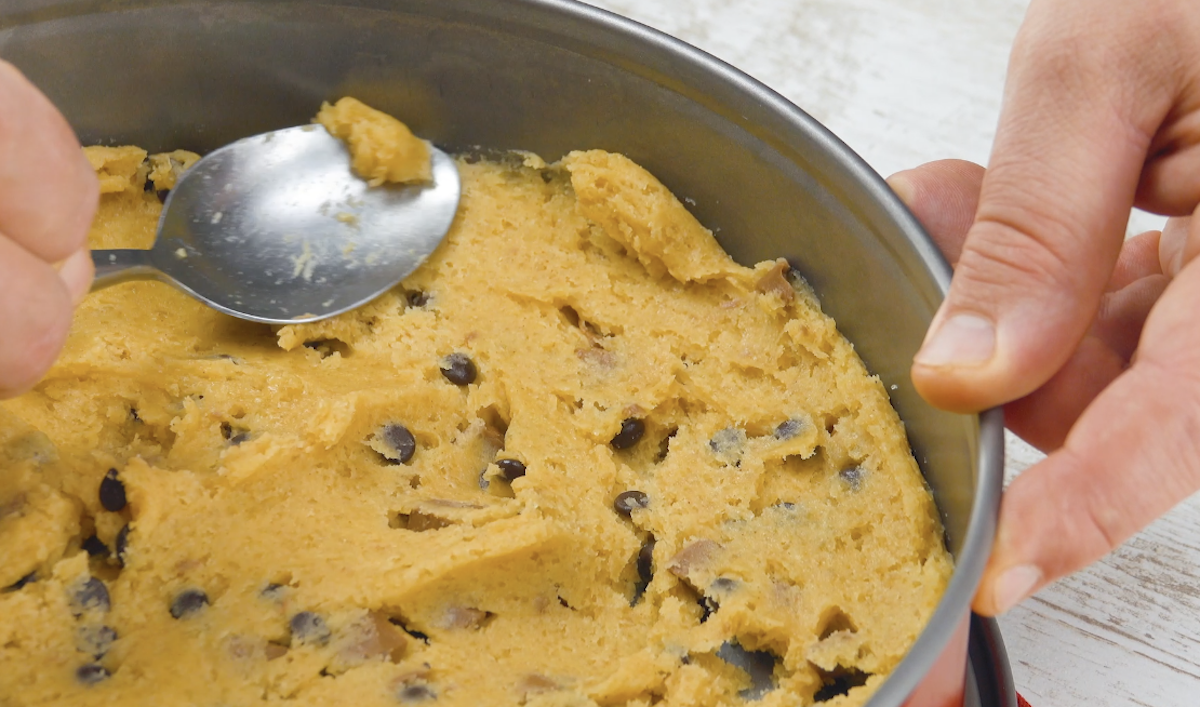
xmin=316 ymin=97 xmax=432 ymax=186
xmin=0 ymin=113 xmax=951 ymax=707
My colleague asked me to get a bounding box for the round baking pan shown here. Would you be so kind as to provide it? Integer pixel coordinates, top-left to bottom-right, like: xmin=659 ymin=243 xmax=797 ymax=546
xmin=0 ymin=1 xmax=1007 ymax=704
xmin=967 ymin=617 xmax=1017 ymax=707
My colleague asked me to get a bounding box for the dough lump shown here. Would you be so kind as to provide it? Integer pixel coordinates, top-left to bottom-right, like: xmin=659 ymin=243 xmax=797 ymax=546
xmin=0 ymin=108 xmax=951 ymax=707
xmin=316 ymin=97 xmax=432 ymax=186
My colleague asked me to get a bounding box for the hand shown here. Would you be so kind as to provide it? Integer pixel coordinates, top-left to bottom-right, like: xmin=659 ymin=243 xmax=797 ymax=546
xmin=0 ymin=60 xmax=98 ymax=398
xmin=888 ymin=0 xmax=1200 ymax=616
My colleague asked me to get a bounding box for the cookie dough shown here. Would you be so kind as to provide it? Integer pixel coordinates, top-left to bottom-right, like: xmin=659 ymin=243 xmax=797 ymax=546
xmin=316 ymin=97 xmax=432 ymax=186
xmin=0 ymin=110 xmax=952 ymax=707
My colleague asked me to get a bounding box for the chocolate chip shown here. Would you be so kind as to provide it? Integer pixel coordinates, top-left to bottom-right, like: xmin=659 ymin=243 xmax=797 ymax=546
xmin=71 ymin=577 xmax=111 ymax=614
xmin=839 ymin=466 xmax=865 ymax=491
xmin=82 ymin=535 xmax=109 ymax=558
xmin=6 ymin=571 xmax=36 ymax=591
xmin=76 ymin=663 xmax=110 ymax=685
xmin=709 ymin=427 xmax=744 ymax=451
xmin=398 ymin=683 xmax=437 ymax=702
xmin=717 ymin=641 xmax=778 ymax=700
xmin=114 ymin=525 xmax=130 ymax=567
xmin=700 ymin=579 xmax=736 ymax=619
xmin=78 ymin=625 xmax=118 ymax=658
xmin=496 ymin=459 xmax=526 ymax=482
xmin=380 ymin=424 xmax=417 ymax=464
xmin=613 ymin=490 xmax=649 ymax=517
xmin=785 ymin=264 xmax=805 ymax=287
xmin=290 ymin=611 xmax=332 ymax=646
xmin=709 ymin=427 xmax=746 ymax=464
xmin=439 ymin=353 xmax=477 ymax=386
xmin=637 ymin=537 xmax=655 ymax=583
xmin=220 ymin=422 xmax=249 ymax=446
xmin=407 ymin=291 xmax=429 ymax=307
xmin=774 ymin=419 xmax=803 ymax=440
xmin=710 ymin=577 xmax=738 ymax=594
xmin=169 ymin=588 xmax=209 ymax=619
xmin=389 ymin=617 xmax=430 ymax=644
xmin=632 ymin=535 xmax=655 ymax=606
xmin=610 ymin=418 xmax=645 ymax=449
xmin=99 ymin=469 xmax=127 ymax=512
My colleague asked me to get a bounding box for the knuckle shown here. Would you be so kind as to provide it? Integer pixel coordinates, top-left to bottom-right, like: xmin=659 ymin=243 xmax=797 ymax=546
xmin=1014 ymin=0 xmax=1182 ymax=132
xmin=954 ymin=208 xmax=1083 ymax=300
xmin=0 ymin=289 xmax=70 ymax=398
xmin=1012 ymin=5 xmax=1116 ymax=94
xmin=21 ymin=306 xmax=69 ymax=370
xmin=1078 ymin=491 xmax=1124 ymax=556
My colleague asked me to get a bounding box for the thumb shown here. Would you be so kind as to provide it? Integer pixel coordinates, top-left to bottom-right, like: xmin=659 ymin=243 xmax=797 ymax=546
xmin=911 ymin=7 xmax=1174 ymax=412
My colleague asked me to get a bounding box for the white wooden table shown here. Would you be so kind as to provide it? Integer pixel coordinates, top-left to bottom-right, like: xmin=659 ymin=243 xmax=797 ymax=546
xmin=585 ymin=1 xmax=1200 ymax=704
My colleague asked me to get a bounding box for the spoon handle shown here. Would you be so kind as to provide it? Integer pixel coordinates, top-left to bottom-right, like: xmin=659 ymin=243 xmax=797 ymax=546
xmin=91 ymin=250 xmax=160 ymax=290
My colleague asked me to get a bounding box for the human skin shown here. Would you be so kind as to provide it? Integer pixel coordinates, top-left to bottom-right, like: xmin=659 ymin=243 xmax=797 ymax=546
xmin=0 ymin=60 xmax=97 ymax=398
xmin=888 ymin=0 xmax=1200 ymax=616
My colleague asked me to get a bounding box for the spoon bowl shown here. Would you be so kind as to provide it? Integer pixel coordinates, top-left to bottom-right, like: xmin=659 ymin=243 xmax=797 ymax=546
xmin=91 ymin=125 xmax=461 ymax=324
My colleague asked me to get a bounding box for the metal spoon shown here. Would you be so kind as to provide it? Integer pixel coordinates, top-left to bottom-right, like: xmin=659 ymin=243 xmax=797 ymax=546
xmin=90 ymin=125 xmax=461 ymax=324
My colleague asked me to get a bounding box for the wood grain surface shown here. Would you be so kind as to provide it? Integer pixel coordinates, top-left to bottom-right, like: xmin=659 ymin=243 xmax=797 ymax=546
xmin=583 ymin=1 xmax=1200 ymax=705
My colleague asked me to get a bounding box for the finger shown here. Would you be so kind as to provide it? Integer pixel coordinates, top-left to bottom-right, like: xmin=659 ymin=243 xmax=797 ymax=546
xmin=1159 ymin=211 xmax=1200 ymax=278
xmin=57 ymin=246 xmax=95 ymax=306
xmin=1003 ymin=274 xmax=1168 ymax=451
xmin=0 ymin=235 xmax=75 ymax=398
xmin=0 ymin=60 xmax=99 ymax=263
xmin=887 ymin=160 xmax=985 ymax=266
xmin=973 ymin=257 xmax=1200 ymax=616
xmin=892 ymin=162 xmax=1164 ymax=291
xmin=911 ymin=3 xmax=1180 ymax=414
xmin=1135 ymin=105 xmax=1200 ymax=215
xmin=1107 ymin=229 xmax=1162 ymax=291
xmin=890 ymin=159 xmax=1168 ymax=448
xmin=1093 ymin=274 xmax=1169 ymax=359
xmin=1001 ymin=336 xmax=1123 ymax=452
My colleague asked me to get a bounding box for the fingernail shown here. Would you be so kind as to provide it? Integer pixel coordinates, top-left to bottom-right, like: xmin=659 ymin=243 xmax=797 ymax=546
xmin=1159 ymin=217 xmax=1188 ymax=277
xmin=914 ymin=313 xmax=996 ymax=368
xmin=991 ymin=564 xmax=1042 ymax=614
xmin=57 ymin=248 xmax=94 ymax=306
xmin=886 ymin=172 xmax=916 ymax=206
